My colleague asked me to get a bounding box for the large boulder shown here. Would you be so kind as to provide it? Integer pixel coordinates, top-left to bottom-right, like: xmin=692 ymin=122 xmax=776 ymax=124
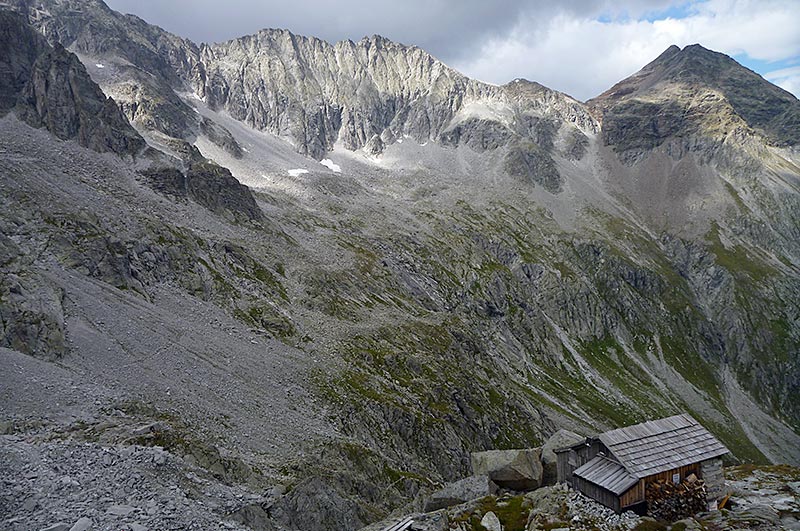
xmin=471 ymin=448 xmax=543 ymax=491
xmin=423 ymin=475 xmax=498 ymax=512
xmin=541 ymin=430 xmax=584 ymax=485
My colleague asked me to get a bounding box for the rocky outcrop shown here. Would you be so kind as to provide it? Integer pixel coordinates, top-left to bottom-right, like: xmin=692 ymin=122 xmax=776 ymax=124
xmin=16 ymin=43 xmax=145 ymax=155
xmin=185 ymin=161 xmax=263 ymax=222
xmin=271 ymin=477 xmax=367 ymax=531
xmin=0 ymin=272 xmax=66 ymax=359
xmin=0 ymin=11 xmax=47 ymax=111
xmin=0 ymin=11 xmax=144 ymax=156
xmin=541 ymin=430 xmax=584 ymax=485
xmin=0 ymin=10 xmax=262 ymax=224
xmin=503 ymin=140 xmax=562 ymax=193
xmin=423 ymin=475 xmax=498 ymax=512
xmin=471 ymin=449 xmax=544 ymax=491
xmin=140 ymin=145 xmax=263 ymax=222
xmin=6 ymin=0 xmax=202 ymax=136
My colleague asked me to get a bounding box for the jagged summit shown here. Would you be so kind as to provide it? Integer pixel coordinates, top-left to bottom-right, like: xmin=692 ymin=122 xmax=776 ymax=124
xmin=5 ymin=0 xmax=598 ymax=164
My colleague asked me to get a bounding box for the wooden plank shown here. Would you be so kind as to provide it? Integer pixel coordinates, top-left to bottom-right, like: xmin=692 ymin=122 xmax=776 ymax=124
xmin=383 ymin=516 xmax=414 ymax=531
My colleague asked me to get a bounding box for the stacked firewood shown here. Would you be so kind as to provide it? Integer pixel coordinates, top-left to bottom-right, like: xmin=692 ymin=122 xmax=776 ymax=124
xmin=646 ymin=474 xmax=707 ymax=521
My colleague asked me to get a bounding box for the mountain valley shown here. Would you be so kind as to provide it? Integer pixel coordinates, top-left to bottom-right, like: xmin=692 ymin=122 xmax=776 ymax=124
xmin=0 ymin=1 xmax=799 ymax=530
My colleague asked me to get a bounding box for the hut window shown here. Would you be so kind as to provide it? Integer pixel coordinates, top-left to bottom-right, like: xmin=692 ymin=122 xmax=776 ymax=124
xmin=672 ymin=473 xmax=680 ymax=484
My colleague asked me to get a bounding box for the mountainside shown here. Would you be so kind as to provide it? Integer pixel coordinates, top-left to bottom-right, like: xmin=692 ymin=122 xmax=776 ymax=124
xmin=1 ymin=2 xmax=799 ymax=531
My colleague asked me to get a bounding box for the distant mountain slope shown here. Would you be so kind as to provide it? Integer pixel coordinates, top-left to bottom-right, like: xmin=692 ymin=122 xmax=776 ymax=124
xmin=6 ymin=0 xmax=596 ymax=193
xmin=195 ymin=30 xmax=596 ymax=161
xmin=590 ymin=44 xmax=800 ymax=154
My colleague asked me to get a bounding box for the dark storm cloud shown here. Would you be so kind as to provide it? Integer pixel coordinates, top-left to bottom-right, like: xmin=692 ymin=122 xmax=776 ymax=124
xmin=103 ymin=0 xmax=672 ymax=64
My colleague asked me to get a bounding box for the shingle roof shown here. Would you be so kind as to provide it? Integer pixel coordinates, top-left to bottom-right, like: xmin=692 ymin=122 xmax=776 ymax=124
xmin=573 ymin=455 xmax=639 ymax=495
xmin=599 ymin=413 xmax=728 ymax=479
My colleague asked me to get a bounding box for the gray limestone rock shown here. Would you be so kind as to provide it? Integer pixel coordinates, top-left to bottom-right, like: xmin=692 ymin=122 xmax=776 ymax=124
xmin=272 ymin=477 xmax=366 ymax=531
xmin=139 ymin=158 xmax=263 ymax=223
xmin=440 ymin=119 xmax=514 ymax=152
xmin=69 ymin=518 xmax=92 ymax=531
xmin=132 ymin=422 xmax=169 ymax=436
xmin=230 ymin=503 xmax=276 ymax=531
xmin=541 ymin=430 xmax=584 ymax=485
xmin=0 ymin=273 xmax=66 ymax=359
xmin=185 ymin=160 xmax=263 ymax=223
xmin=503 ymin=141 xmax=562 ymax=194
xmin=471 ymin=449 xmax=544 ymax=491
xmin=480 ymin=511 xmax=503 ymax=531
xmin=106 ymin=505 xmax=135 ymax=516
xmin=199 ymin=116 xmax=243 ymax=158
xmin=0 ymin=12 xmax=144 ymax=157
xmin=423 ymin=475 xmax=497 ymax=512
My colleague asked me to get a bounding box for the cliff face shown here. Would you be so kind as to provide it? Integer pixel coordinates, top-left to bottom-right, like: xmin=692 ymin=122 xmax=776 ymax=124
xmin=0 ymin=10 xmax=144 ymax=155
xmin=16 ymin=41 xmax=146 ymax=155
xmin=7 ymin=0 xmax=597 ymax=179
xmin=194 ymin=31 xmax=596 ymax=160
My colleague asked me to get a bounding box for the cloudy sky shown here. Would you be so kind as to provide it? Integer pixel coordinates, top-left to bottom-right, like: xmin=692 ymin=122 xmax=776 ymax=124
xmin=105 ymin=0 xmax=800 ymax=101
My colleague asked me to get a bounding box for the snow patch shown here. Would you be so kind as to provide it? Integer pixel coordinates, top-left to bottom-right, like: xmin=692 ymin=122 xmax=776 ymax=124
xmin=320 ymin=159 xmax=341 ymax=173
xmin=452 ymin=100 xmax=514 ymax=126
xmin=287 ymin=169 xmax=309 ymax=177
xmin=95 ymin=63 xmax=105 ymax=68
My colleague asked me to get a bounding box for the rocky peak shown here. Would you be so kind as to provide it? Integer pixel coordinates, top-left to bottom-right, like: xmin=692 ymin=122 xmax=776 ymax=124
xmin=195 ymin=26 xmax=599 ymax=164
xmin=591 ymin=44 xmax=800 ymax=147
xmin=195 ymin=26 xmax=475 ymax=157
xmin=0 ymin=10 xmax=145 ymax=156
xmin=5 ymin=0 xmax=199 ymax=86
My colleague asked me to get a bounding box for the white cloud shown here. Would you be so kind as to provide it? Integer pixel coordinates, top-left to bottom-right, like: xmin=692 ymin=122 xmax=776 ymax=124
xmin=765 ymin=65 xmax=800 ymax=97
xmin=454 ymin=0 xmax=800 ymax=100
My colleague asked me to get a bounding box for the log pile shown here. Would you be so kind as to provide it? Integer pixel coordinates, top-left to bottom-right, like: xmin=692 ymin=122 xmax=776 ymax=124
xmin=646 ymin=474 xmax=707 ymax=521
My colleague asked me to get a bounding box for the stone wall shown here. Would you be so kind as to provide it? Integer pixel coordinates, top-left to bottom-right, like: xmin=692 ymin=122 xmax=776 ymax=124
xmin=700 ymin=458 xmax=726 ymax=501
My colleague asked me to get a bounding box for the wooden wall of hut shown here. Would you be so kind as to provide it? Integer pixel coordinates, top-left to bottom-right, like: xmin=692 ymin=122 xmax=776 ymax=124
xmin=572 ymin=475 xmax=621 ymax=513
xmin=555 ymin=439 xmax=605 ymax=485
xmin=620 ymin=479 xmax=645 ymax=508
